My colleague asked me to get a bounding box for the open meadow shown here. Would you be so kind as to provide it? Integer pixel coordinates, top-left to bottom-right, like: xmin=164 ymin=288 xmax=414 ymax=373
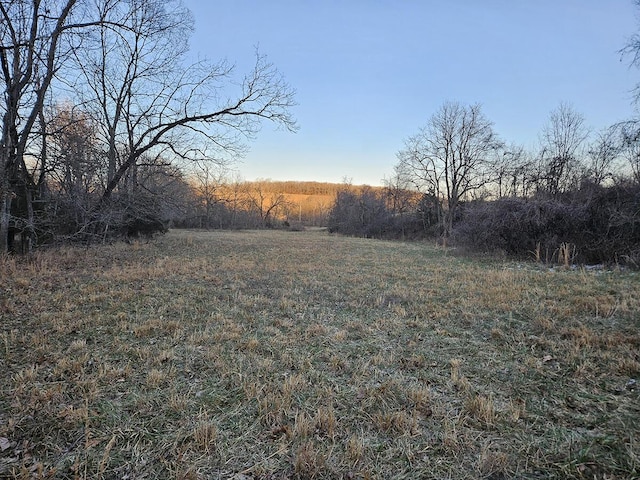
xmin=1 ymin=229 xmax=639 ymax=479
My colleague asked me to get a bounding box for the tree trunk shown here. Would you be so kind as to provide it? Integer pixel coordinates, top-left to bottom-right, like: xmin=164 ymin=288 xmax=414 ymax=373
xmin=23 ymin=185 xmax=35 ymax=254
xmin=0 ymin=189 xmax=10 ymax=254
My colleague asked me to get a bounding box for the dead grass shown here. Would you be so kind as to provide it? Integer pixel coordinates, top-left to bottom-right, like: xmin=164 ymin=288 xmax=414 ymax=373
xmin=1 ymin=229 xmax=639 ymax=478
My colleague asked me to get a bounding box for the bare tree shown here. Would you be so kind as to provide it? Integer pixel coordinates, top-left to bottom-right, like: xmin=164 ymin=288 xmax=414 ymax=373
xmin=396 ymin=101 xmax=501 ymax=237
xmin=396 ymin=131 xmax=444 ymax=211
xmin=191 ymin=163 xmax=229 ymax=229
xmin=539 ymin=102 xmax=589 ymax=195
xmin=70 ymin=0 xmax=296 ymax=237
xmin=45 ymin=102 xmax=103 ymax=231
xmin=245 ymin=180 xmax=290 ymax=227
xmin=618 ymin=8 xmax=640 ymax=183
xmin=383 ymin=163 xmax=419 ymax=214
xmin=586 ymin=127 xmax=622 ymax=186
xmin=493 ymin=145 xmax=536 ymax=198
xmin=621 ymin=8 xmax=640 ymax=108
xmin=382 ymin=165 xmax=420 ymax=237
xmin=0 ymin=0 xmax=98 ymax=252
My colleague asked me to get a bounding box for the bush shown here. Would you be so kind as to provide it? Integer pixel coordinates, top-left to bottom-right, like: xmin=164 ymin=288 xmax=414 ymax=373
xmin=454 ymin=183 xmax=640 ymax=266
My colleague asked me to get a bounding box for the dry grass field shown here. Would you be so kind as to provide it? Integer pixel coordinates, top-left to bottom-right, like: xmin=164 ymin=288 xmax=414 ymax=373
xmin=1 ymin=229 xmax=639 ymax=479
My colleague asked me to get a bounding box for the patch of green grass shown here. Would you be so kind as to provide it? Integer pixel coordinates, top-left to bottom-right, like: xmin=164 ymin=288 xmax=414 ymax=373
xmin=1 ymin=229 xmax=639 ymax=478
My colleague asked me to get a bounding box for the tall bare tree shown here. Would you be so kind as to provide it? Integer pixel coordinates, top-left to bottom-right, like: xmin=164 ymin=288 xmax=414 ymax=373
xmin=0 ymin=0 xmax=94 ymax=252
xmin=70 ymin=0 xmax=296 ymax=236
xmin=620 ymin=17 xmax=640 ymax=184
xmin=396 ymin=101 xmax=501 ymax=236
xmin=191 ymin=163 xmax=229 ymax=229
xmin=45 ymin=102 xmax=103 ymax=231
xmin=539 ymin=102 xmax=589 ymax=195
xmin=621 ymin=6 xmax=640 ymax=109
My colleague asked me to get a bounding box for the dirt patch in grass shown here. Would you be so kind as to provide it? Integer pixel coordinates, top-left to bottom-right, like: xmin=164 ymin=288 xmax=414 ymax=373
xmin=1 ymin=229 xmax=639 ymax=478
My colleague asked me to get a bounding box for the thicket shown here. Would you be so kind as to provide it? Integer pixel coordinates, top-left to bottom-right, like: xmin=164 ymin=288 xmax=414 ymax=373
xmin=327 ymin=187 xmax=430 ymax=239
xmin=326 ymin=180 xmax=640 ymax=267
xmin=454 ymin=182 xmax=640 ymax=266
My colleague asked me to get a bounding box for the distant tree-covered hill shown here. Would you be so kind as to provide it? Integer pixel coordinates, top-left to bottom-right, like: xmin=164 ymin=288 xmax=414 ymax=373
xmin=179 ymin=178 xmax=391 ymax=229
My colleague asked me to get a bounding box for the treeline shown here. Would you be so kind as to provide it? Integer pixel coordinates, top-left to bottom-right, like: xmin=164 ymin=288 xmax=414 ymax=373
xmin=180 ymin=178 xmax=391 ymax=229
xmin=1 ymin=1 xmax=296 ymax=253
xmin=37 ymin=148 xmax=374 ymax=236
xmin=178 ymin=177 xmax=352 ymax=229
xmin=327 ymin=102 xmax=640 ymax=267
xmin=259 ymin=181 xmax=346 ymax=196
xmin=328 ymin=181 xmax=640 ymax=266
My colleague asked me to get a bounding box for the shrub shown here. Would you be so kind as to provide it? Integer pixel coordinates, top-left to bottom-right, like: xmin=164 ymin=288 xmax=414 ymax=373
xmin=454 ymin=183 xmax=640 ymax=266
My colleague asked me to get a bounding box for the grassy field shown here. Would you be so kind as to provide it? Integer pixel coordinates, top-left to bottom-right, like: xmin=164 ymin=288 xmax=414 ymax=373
xmin=1 ymin=229 xmax=639 ymax=479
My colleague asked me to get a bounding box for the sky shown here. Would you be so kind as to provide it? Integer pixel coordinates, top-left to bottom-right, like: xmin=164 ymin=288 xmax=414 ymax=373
xmin=182 ymin=0 xmax=639 ymax=186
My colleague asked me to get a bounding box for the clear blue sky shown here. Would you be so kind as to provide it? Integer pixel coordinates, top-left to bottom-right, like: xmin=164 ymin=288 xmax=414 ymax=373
xmin=183 ymin=0 xmax=638 ymax=186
